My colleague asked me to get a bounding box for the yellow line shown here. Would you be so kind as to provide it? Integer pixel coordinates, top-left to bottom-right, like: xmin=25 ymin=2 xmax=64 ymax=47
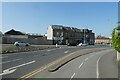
xmin=18 ymin=51 xmax=77 ymax=80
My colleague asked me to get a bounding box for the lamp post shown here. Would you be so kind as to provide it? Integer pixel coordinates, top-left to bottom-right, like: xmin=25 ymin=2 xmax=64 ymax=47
xmin=83 ymin=29 xmax=86 ymax=44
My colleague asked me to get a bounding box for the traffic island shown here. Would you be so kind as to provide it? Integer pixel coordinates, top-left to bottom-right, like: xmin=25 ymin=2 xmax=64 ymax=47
xmin=2 ymin=44 xmax=57 ymax=54
xmin=48 ymin=48 xmax=107 ymax=72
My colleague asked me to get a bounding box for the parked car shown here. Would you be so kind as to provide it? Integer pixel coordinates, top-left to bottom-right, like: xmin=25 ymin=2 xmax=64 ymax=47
xmin=78 ymin=43 xmax=88 ymax=46
xmin=14 ymin=41 xmax=30 ymax=46
xmin=67 ymin=43 xmax=77 ymax=46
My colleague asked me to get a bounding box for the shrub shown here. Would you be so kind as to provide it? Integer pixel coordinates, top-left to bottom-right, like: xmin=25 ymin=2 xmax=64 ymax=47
xmin=112 ymin=26 xmax=120 ymax=52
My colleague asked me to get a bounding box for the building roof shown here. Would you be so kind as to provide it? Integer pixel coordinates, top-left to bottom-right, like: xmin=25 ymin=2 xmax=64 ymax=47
xmin=5 ymin=29 xmax=25 ymax=35
xmin=50 ymin=25 xmax=93 ymax=33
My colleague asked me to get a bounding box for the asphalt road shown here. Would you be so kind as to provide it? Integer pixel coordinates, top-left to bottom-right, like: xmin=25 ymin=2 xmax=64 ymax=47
xmin=0 ymin=45 xmax=114 ymax=79
xmin=32 ymin=48 xmax=118 ymax=79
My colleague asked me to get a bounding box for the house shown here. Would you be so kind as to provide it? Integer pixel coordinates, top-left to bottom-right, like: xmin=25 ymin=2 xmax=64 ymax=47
xmin=4 ymin=29 xmax=28 ymax=39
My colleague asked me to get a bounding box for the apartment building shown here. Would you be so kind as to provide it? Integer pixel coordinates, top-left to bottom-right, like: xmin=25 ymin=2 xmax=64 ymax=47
xmin=47 ymin=25 xmax=95 ymax=45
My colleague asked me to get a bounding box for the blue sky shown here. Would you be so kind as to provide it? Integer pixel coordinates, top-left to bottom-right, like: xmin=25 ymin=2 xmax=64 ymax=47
xmin=2 ymin=2 xmax=118 ymax=37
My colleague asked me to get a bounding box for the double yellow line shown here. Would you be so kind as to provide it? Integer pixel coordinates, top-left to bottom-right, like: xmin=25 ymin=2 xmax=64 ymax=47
xmin=18 ymin=51 xmax=76 ymax=80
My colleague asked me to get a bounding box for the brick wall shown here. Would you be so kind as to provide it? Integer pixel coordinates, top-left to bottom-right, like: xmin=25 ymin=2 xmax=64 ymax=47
xmin=2 ymin=36 xmax=53 ymax=45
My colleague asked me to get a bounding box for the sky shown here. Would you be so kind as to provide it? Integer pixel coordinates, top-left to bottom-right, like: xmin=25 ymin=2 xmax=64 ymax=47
xmin=2 ymin=2 xmax=118 ymax=37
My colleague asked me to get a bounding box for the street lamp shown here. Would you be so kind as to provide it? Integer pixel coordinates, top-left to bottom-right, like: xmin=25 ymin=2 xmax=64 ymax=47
xmin=83 ymin=29 xmax=86 ymax=44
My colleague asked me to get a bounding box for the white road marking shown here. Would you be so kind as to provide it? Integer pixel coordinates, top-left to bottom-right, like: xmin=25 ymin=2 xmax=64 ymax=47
xmin=47 ymin=50 xmax=51 ymax=51
xmin=64 ymin=51 xmax=69 ymax=53
xmin=0 ymin=69 xmax=16 ymax=76
xmin=78 ymin=62 xmax=83 ymax=68
xmin=68 ymin=46 xmax=76 ymax=48
xmin=7 ymin=60 xmax=36 ymax=70
xmin=96 ymin=52 xmax=109 ymax=78
xmin=96 ymin=56 xmax=102 ymax=78
xmin=70 ymin=73 xmax=75 ymax=80
xmin=0 ymin=60 xmax=36 ymax=76
xmin=0 ymin=58 xmax=22 ymax=64
xmin=85 ymin=58 xmax=88 ymax=61
xmin=47 ymin=49 xmax=56 ymax=52
xmin=0 ymin=56 xmax=8 ymax=59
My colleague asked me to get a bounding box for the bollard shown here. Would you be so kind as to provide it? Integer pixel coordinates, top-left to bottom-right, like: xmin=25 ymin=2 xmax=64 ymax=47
xmin=56 ymin=44 xmax=58 ymax=47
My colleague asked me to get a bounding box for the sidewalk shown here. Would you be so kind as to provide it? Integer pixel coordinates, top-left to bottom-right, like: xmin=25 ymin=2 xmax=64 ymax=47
xmin=118 ymin=61 xmax=120 ymax=80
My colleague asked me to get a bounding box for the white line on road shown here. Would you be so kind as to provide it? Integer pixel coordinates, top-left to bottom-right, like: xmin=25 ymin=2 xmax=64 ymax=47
xmin=70 ymin=73 xmax=76 ymax=80
xmin=78 ymin=62 xmax=83 ymax=68
xmin=0 ymin=58 xmax=22 ymax=64
xmin=47 ymin=49 xmax=56 ymax=52
xmin=0 ymin=60 xmax=36 ymax=76
xmin=96 ymin=56 xmax=102 ymax=78
xmin=96 ymin=52 xmax=109 ymax=78
xmin=85 ymin=58 xmax=88 ymax=61
xmin=0 ymin=56 xmax=8 ymax=59
xmin=64 ymin=51 xmax=69 ymax=54
xmin=68 ymin=47 xmax=76 ymax=48
xmin=7 ymin=60 xmax=36 ymax=70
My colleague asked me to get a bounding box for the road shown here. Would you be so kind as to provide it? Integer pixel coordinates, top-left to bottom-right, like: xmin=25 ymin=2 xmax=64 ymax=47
xmin=1 ymin=45 xmax=117 ymax=79
xmin=32 ymin=47 xmax=118 ymax=79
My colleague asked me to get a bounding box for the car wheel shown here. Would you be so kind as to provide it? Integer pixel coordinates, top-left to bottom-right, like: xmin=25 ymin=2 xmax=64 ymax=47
xmin=26 ymin=44 xmax=28 ymax=46
xmin=16 ymin=44 xmax=19 ymax=46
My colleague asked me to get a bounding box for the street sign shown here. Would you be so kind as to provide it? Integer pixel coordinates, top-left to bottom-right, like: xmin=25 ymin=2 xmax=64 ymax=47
xmin=115 ymin=29 xmax=120 ymax=35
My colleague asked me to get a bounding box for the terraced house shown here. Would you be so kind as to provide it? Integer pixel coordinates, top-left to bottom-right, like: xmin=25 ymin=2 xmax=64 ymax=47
xmin=47 ymin=25 xmax=95 ymax=45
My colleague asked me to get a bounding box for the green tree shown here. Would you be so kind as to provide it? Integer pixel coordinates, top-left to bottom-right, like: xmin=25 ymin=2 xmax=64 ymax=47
xmin=112 ymin=26 xmax=120 ymax=52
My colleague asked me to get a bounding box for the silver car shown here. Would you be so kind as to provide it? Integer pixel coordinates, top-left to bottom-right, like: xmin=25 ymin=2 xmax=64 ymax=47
xmin=14 ymin=41 xmax=30 ymax=46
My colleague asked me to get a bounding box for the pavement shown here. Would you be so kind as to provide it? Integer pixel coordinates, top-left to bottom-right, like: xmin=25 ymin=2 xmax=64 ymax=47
xmin=118 ymin=61 xmax=120 ymax=80
xmin=0 ymin=45 xmax=117 ymax=80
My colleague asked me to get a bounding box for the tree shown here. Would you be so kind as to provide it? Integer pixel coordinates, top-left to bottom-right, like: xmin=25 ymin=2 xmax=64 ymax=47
xmin=112 ymin=26 xmax=120 ymax=52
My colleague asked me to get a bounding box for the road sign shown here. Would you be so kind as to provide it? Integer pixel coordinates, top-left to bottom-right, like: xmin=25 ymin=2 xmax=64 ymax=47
xmin=115 ymin=29 xmax=120 ymax=35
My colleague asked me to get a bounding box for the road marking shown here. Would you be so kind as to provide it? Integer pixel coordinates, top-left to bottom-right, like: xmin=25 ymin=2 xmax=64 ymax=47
xmin=96 ymin=52 xmax=109 ymax=78
xmin=47 ymin=49 xmax=56 ymax=52
xmin=64 ymin=51 xmax=69 ymax=54
xmin=78 ymin=62 xmax=83 ymax=68
xmin=85 ymin=58 xmax=88 ymax=61
xmin=0 ymin=60 xmax=35 ymax=76
xmin=0 ymin=69 xmax=16 ymax=76
xmin=68 ymin=47 xmax=76 ymax=48
xmin=18 ymin=51 xmax=77 ymax=80
xmin=70 ymin=73 xmax=75 ymax=80
xmin=0 ymin=58 xmax=22 ymax=64
xmin=3 ymin=60 xmax=35 ymax=75
xmin=47 ymin=50 xmax=51 ymax=51
xmin=7 ymin=60 xmax=36 ymax=70
xmin=0 ymin=56 xmax=8 ymax=59
xmin=96 ymin=56 xmax=102 ymax=78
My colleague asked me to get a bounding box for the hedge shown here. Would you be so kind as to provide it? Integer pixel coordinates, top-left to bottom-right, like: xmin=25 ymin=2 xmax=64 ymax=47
xmin=112 ymin=26 xmax=120 ymax=52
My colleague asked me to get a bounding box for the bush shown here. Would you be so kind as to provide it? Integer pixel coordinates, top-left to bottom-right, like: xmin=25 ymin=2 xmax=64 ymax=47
xmin=112 ymin=26 xmax=120 ymax=52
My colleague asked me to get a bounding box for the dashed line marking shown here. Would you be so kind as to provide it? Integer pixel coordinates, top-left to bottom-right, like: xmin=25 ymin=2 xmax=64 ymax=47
xmin=64 ymin=51 xmax=69 ymax=54
xmin=70 ymin=73 xmax=75 ymax=80
xmin=78 ymin=62 xmax=83 ymax=68
xmin=85 ymin=58 xmax=88 ymax=61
